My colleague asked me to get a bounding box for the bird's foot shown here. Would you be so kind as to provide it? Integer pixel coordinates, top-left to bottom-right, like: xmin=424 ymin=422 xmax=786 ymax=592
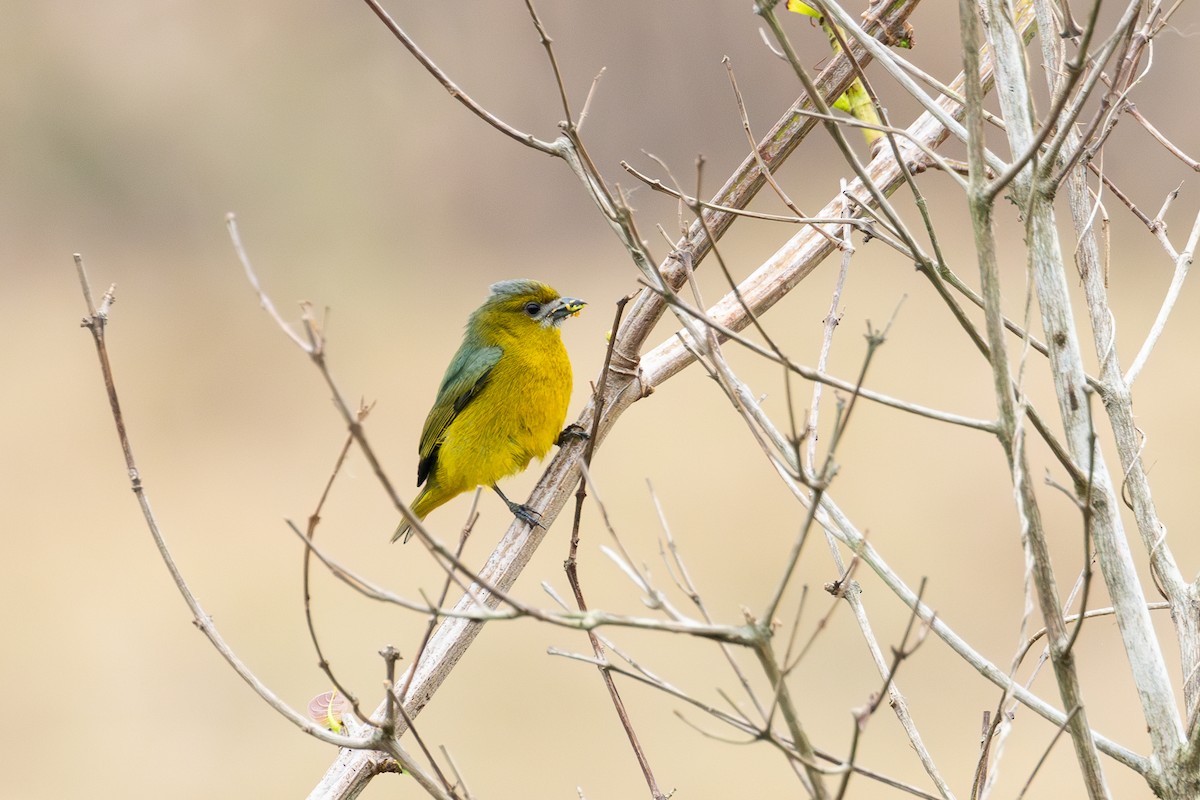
xmin=492 ymin=484 xmax=547 ymax=529
xmin=556 ymin=423 xmax=590 ymax=447
xmin=510 ymin=502 xmax=546 ymax=529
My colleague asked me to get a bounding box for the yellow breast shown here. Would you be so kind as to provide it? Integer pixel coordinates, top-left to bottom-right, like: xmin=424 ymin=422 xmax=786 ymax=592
xmin=432 ymin=327 xmax=573 ymax=496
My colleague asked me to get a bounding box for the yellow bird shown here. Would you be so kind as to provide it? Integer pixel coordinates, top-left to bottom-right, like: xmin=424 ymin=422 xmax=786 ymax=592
xmin=393 ymin=279 xmax=586 ymax=543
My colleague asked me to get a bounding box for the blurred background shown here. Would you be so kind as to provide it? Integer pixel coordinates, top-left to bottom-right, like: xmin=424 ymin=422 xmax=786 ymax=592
xmin=5 ymin=2 xmax=1200 ymax=798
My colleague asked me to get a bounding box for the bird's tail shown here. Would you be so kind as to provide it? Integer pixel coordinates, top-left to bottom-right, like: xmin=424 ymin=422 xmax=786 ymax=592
xmin=393 ymin=484 xmax=451 ymax=542
xmin=392 ymin=515 xmax=421 ymax=544
xmin=392 ymin=487 xmax=432 ymax=543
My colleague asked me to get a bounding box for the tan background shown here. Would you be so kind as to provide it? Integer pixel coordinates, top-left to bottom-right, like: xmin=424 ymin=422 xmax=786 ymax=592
xmin=5 ymin=2 xmax=1200 ymax=798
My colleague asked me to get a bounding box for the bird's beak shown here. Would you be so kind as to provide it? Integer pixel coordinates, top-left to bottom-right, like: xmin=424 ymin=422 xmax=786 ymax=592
xmin=549 ymin=297 xmax=586 ymax=321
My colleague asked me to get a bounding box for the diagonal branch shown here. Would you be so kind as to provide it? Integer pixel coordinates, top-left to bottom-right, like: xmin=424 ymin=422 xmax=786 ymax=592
xmin=311 ymin=3 xmax=927 ymax=797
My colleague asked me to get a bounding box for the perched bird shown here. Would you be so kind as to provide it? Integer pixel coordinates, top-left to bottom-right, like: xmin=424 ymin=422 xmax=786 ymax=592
xmin=393 ymin=279 xmax=586 ymax=543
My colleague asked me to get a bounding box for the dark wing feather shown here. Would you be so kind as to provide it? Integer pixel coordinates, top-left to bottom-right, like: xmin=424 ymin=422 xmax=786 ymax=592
xmin=415 ymin=344 xmax=502 ymax=486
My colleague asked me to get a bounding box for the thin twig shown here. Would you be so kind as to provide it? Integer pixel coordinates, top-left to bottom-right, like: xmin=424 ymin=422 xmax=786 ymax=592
xmin=1124 ymin=207 xmax=1199 ymax=385
xmin=75 ymin=256 xmax=463 ymax=796
xmin=226 ymin=214 xmax=315 ymax=353
xmin=303 ymin=409 xmax=378 ymax=730
xmin=359 ymin=0 xmax=556 ymax=154
xmin=1015 ymin=707 xmax=1084 ymax=800
xmin=560 ymin=293 xmax=667 ymax=799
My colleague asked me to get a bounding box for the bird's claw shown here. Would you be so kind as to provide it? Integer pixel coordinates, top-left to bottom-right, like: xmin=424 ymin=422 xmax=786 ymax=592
xmin=512 ymin=503 xmax=546 ymax=529
xmin=556 ymin=423 xmax=590 ymax=447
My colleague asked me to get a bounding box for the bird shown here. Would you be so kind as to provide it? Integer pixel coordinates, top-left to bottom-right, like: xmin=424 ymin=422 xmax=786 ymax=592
xmin=393 ymin=279 xmax=586 ymax=543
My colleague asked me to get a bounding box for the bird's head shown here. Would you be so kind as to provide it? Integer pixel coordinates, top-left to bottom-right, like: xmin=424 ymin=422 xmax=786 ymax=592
xmin=475 ymin=279 xmax=586 ymax=333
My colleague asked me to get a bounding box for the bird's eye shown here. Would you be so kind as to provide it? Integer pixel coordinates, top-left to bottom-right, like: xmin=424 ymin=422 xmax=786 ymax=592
xmin=523 ymin=302 xmax=541 ymax=316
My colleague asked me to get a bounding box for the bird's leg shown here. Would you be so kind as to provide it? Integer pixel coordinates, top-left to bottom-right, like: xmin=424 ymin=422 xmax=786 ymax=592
xmin=491 ymin=484 xmax=545 ymax=529
xmin=555 ymin=423 xmax=590 ymax=447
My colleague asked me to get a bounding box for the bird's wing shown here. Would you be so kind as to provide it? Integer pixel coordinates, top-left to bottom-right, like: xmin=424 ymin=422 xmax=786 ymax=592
xmin=416 ymin=344 xmax=503 ymax=486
